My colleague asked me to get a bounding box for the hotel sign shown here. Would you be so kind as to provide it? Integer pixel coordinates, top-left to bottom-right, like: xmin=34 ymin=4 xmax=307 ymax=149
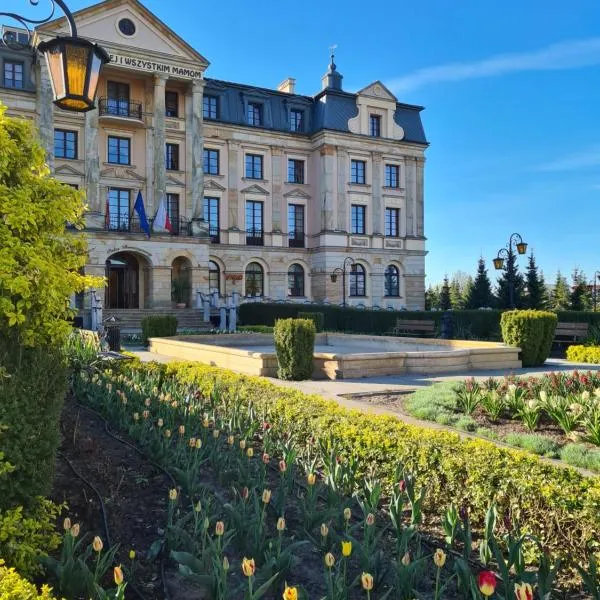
xmin=108 ymin=53 xmax=203 ymax=79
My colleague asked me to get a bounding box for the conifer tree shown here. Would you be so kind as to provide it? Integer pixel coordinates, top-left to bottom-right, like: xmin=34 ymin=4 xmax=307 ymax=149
xmin=551 ymin=271 xmax=571 ymax=310
xmin=570 ymin=269 xmax=591 ymax=311
xmin=440 ymin=276 xmax=451 ymax=311
xmin=524 ymin=252 xmax=547 ymax=309
xmin=496 ymin=248 xmax=525 ymax=309
xmin=465 ymin=258 xmax=495 ymax=308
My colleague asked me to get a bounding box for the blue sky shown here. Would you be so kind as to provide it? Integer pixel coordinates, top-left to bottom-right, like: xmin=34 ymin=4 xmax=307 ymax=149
xmin=44 ymin=0 xmax=600 ymax=285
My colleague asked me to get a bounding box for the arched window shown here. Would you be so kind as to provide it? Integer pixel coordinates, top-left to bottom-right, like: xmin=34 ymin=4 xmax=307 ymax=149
xmin=288 ymin=264 xmax=305 ymax=297
xmin=385 ymin=265 xmax=400 ymax=297
xmin=245 ymin=262 xmax=264 ymax=297
xmin=209 ymin=261 xmax=220 ymax=295
xmin=349 ymin=264 xmax=366 ymax=297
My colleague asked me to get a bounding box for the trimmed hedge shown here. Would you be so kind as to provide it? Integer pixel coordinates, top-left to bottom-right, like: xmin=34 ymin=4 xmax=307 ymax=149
xmin=566 ymin=345 xmax=600 ymax=364
xmin=0 ymin=340 xmax=67 ymax=508
xmin=501 ymin=310 xmax=557 ymax=367
xmin=0 ymin=563 xmax=58 ymax=598
xmin=298 ymin=311 xmax=324 ymax=332
xmin=141 ymin=315 xmax=177 ymax=344
xmin=107 ymin=358 xmax=600 ymax=571
xmin=274 ymin=318 xmax=315 ymax=380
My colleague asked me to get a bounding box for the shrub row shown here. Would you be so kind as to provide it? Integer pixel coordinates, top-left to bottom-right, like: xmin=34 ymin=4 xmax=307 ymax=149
xmin=500 ymin=310 xmax=557 ymax=367
xmin=297 ymin=311 xmax=324 ymax=332
xmin=239 ymin=304 xmax=600 ymax=341
xmin=120 ymin=358 xmax=600 ymax=570
xmin=141 ymin=315 xmax=177 ymax=344
xmin=566 ymin=345 xmax=600 ymax=364
xmin=0 ymin=563 xmax=58 ymax=599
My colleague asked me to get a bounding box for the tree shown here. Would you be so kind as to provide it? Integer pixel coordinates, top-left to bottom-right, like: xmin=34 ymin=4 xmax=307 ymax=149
xmin=0 ymin=103 xmax=98 ymax=347
xmin=425 ymin=285 xmax=440 ymax=311
xmin=449 ymin=272 xmax=473 ymax=310
xmin=440 ymin=276 xmax=451 ymax=310
xmin=550 ymin=271 xmax=570 ymax=310
xmin=496 ymin=248 xmax=525 ymax=309
xmin=465 ymin=258 xmax=495 ymax=308
xmin=570 ymin=268 xmax=591 ymax=311
xmin=524 ymin=252 xmax=548 ymax=309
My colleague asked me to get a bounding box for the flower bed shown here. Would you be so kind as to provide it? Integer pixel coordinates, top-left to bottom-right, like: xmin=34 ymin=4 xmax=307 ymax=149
xmin=567 ymin=345 xmax=600 ymax=365
xmin=69 ymin=358 xmax=600 ymax=596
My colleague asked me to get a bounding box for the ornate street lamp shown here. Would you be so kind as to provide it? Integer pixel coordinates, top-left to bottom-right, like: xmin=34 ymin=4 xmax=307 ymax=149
xmin=330 ymin=257 xmax=355 ymax=308
xmin=593 ymin=271 xmax=600 ymax=312
xmin=1 ymin=0 xmax=109 ymax=112
xmin=492 ymin=232 xmax=528 ymax=309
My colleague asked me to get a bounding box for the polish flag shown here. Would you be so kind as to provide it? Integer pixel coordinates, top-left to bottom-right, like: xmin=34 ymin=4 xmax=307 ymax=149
xmin=154 ymin=197 xmax=172 ymax=233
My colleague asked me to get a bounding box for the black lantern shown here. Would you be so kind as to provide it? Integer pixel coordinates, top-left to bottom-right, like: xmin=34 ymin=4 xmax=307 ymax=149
xmin=37 ymin=36 xmax=109 ymax=112
xmin=493 ymin=257 xmax=505 ymax=270
xmin=330 ymin=273 xmax=338 ymax=283
xmin=516 ymin=241 xmax=528 ymax=255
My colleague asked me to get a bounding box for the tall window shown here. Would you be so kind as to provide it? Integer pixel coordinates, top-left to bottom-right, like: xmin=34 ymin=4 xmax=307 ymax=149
xmin=246 ymin=200 xmax=263 ymax=245
xmin=107 ymin=188 xmax=130 ymax=231
xmin=369 ymin=114 xmax=381 ymax=137
xmin=350 ymin=264 xmax=366 ymax=297
xmin=108 ymin=136 xmax=130 ymax=165
xmin=204 ymin=149 xmax=219 ymax=175
xmin=287 ymin=159 xmax=304 ymax=184
xmin=247 ymin=102 xmax=262 ymax=126
xmin=54 ymin=129 xmax=77 ymax=159
xmin=385 ymin=164 xmax=400 ymax=188
xmin=290 ymin=109 xmax=303 ymax=132
xmin=3 ymin=61 xmax=23 ymax=89
xmin=166 ymin=143 xmax=179 ymax=171
xmin=351 ymin=204 xmax=366 ymax=235
xmin=385 ymin=207 xmax=399 ymax=237
xmin=208 ymin=260 xmax=220 ymax=294
xmin=107 ymin=81 xmax=130 ymax=116
xmin=165 ymin=91 xmax=178 ymax=117
xmin=203 ymin=95 xmax=218 ymax=119
xmin=385 ymin=265 xmax=400 ymax=297
xmin=350 ymin=160 xmax=366 ymax=184
xmin=288 ymin=264 xmax=305 ymax=297
xmin=203 ymin=197 xmax=220 ymax=243
xmin=245 ymin=154 xmax=263 ymax=179
xmin=245 ymin=262 xmax=264 ymax=297
xmin=288 ymin=204 xmax=305 ymax=248
xmin=166 ymin=193 xmax=179 ymax=233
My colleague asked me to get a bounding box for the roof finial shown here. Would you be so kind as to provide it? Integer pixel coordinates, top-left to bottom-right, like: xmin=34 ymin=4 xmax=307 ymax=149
xmin=329 ymin=44 xmax=337 ymax=70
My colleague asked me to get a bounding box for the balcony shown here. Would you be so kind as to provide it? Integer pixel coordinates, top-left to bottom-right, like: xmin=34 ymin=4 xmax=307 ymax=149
xmin=98 ymin=98 xmax=145 ymax=126
xmin=246 ymin=228 xmax=264 ymax=246
xmin=209 ymin=225 xmax=220 ymax=244
xmin=288 ymin=231 xmax=305 ymax=248
xmin=104 ymin=215 xmax=192 ymax=236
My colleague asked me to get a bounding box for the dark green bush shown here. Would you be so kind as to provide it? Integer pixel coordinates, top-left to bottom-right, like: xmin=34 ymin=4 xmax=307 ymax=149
xmin=0 ymin=339 xmax=67 ymax=508
xmin=298 ymin=311 xmax=324 ymax=332
xmin=500 ymin=310 xmax=557 ymax=367
xmin=273 ymin=318 xmax=315 ymax=380
xmin=141 ymin=315 xmax=178 ymax=344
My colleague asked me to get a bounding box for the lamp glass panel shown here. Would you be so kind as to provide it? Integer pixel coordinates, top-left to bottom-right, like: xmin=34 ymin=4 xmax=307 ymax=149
xmin=87 ymin=52 xmax=103 ymax=101
xmin=65 ymin=43 xmax=89 ymax=96
xmin=45 ymin=46 xmax=66 ymax=99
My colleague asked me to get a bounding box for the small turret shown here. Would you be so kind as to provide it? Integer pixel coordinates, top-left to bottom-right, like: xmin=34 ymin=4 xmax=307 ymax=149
xmin=321 ymin=50 xmax=343 ymax=91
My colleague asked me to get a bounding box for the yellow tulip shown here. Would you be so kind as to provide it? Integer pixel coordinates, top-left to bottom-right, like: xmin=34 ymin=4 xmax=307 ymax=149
xmin=277 ymin=517 xmax=286 ymax=532
xmin=223 ymin=556 xmax=230 ymax=571
xmin=341 ymin=540 xmax=352 ymax=557
xmin=195 ymin=438 xmax=202 ymax=449
xmin=114 ymin=565 xmax=124 ymax=585
xmin=63 ymin=517 xmax=71 ymax=531
xmin=169 ymin=488 xmax=178 ymax=501
xmin=247 ymin=447 xmax=254 ymax=458
xmin=239 ymin=439 xmax=246 ymax=450
xmin=514 ymin=582 xmax=533 ymax=600
xmin=433 ymin=548 xmax=446 ymax=568
xmin=242 ymin=557 xmax=256 ymax=577
xmin=361 ymin=572 xmax=374 ymax=591
xmin=282 ymin=584 xmax=298 ymax=600
xmin=324 ymin=552 xmax=335 ymax=568
xmin=70 ymin=523 xmax=80 ymax=538
xmin=307 ymin=472 xmax=316 ymax=486
xmin=215 ymin=521 xmax=225 ymax=536
xmin=320 ymin=523 xmax=329 ymax=537
xmin=129 ymin=549 xmax=136 ymax=560
xmin=343 ymin=507 xmax=351 ymax=521
xmin=92 ymin=536 xmax=103 ymax=553
xmin=262 ymin=489 xmax=272 ymax=504
xmin=401 ymin=552 xmax=410 ymax=566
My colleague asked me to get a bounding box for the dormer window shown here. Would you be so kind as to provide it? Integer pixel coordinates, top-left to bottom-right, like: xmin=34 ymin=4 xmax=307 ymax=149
xmin=290 ymin=109 xmax=303 ymax=132
xmin=247 ymin=102 xmax=262 ymax=126
xmin=203 ymin=95 xmax=218 ymax=120
xmin=369 ymin=114 xmax=381 ymax=137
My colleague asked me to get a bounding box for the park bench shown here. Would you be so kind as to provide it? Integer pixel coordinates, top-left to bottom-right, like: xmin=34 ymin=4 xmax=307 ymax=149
xmin=553 ymin=322 xmax=589 ymax=350
xmin=391 ymin=319 xmax=436 ymax=337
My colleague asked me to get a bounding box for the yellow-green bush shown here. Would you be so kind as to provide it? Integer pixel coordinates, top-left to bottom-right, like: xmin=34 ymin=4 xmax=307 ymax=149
xmin=567 ymin=345 xmax=600 ymax=364
xmin=501 ymin=310 xmax=557 ymax=366
xmin=105 ymin=358 xmax=600 ymax=571
xmin=0 ymin=561 xmax=59 ymax=599
xmin=273 ymin=318 xmax=315 ymax=380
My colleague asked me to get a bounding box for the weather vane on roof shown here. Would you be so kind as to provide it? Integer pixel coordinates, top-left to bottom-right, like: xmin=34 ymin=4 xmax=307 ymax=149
xmin=329 ymin=44 xmax=337 ymax=67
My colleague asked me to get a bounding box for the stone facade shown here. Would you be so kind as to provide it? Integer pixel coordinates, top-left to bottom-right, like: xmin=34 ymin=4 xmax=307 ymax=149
xmin=0 ymin=0 xmax=428 ymax=310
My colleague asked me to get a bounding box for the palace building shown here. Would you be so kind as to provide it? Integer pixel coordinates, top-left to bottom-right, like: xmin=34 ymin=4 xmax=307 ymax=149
xmin=0 ymin=0 xmax=427 ymax=318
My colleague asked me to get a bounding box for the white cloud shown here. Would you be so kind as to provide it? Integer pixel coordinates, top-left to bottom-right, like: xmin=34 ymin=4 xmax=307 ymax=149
xmin=387 ymin=38 xmax=600 ymax=93
xmin=535 ymin=146 xmax=600 ymax=172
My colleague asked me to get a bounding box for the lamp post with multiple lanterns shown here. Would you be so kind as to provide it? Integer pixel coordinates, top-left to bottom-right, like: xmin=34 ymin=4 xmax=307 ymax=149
xmin=330 ymin=257 xmax=355 ymax=308
xmin=593 ymin=271 xmax=600 ymax=312
xmin=1 ymin=0 xmax=109 ymax=112
xmin=492 ymin=232 xmax=528 ymax=310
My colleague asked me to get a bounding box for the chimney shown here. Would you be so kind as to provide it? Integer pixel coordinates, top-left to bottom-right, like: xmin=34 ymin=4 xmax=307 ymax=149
xmin=277 ymin=77 xmax=296 ymax=94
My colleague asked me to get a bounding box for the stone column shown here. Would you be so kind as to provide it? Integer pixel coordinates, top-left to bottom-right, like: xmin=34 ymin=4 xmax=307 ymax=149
xmin=85 ymin=108 xmax=100 ymax=213
xmin=336 ymin=148 xmax=348 ymax=232
xmin=189 ymin=79 xmax=205 ymax=224
xmin=153 ymin=75 xmax=168 ymax=214
xmin=36 ymin=60 xmax=54 ymax=169
xmin=405 ymin=158 xmax=416 ymax=236
xmin=271 ymin=147 xmax=283 ymax=232
xmin=416 ymin=156 xmax=425 ymax=237
xmin=151 ymin=265 xmax=172 ymax=308
xmin=372 ymin=152 xmax=383 ymax=234
xmin=319 ymin=144 xmax=336 ymax=232
xmin=144 ymin=79 xmax=155 ymax=215
xmin=227 ymin=141 xmax=240 ymax=229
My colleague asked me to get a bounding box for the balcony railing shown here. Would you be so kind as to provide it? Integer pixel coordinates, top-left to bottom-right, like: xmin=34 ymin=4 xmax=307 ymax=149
xmin=104 ymin=214 xmax=191 ymax=236
xmin=246 ymin=228 xmax=264 ymax=246
xmin=209 ymin=225 xmax=220 ymax=244
xmin=99 ymin=97 xmax=144 ymax=120
xmin=288 ymin=231 xmax=305 ymax=248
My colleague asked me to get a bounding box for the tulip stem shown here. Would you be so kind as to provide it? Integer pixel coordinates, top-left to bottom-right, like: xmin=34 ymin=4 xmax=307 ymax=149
xmin=435 ymin=566 xmax=441 ymax=600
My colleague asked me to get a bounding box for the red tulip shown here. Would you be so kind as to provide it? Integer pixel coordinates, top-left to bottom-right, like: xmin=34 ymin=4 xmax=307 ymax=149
xmin=477 ymin=571 xmax=496 ymax=597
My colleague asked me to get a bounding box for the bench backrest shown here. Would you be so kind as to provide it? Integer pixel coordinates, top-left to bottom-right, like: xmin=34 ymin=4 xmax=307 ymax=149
xmin=393 ymin=319 xmax=436 ymax=332
xmin=555 ymin=322 xmax=589 ymax=337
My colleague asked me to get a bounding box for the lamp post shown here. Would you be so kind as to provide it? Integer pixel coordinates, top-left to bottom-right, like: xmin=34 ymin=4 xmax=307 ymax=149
xmin=492 ymin=232 xmax=528 ymax=310
xmin=1 ymin=0 xmax=109 ymax=112
xmin=330 ymin=257 xmax=355 ymax=308
xmin=594 ymin=271 xmax=600 ymax=312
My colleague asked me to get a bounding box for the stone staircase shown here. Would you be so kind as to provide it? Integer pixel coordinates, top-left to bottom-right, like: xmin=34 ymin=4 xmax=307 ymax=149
xmin=103 ymin=308 xmax=214 ymax=333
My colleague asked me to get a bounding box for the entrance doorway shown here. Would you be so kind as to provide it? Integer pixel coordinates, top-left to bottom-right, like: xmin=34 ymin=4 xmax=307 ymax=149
xmin=105 ymin=252 xmax=149 ymax=308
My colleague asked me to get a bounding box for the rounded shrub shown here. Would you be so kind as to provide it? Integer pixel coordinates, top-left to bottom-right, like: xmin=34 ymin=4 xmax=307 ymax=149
xmin=500 ymin=310 xmax=557 ymax=367
xmin=274 ymin=318 xmax=315 ymax=380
